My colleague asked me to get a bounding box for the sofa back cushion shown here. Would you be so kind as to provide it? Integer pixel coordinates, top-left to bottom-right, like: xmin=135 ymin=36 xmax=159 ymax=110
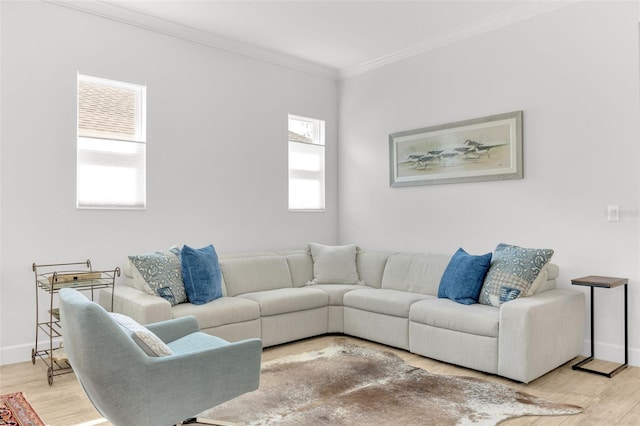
xmin=381 ymin=253 xmax=451 ymax=295
xmin=357 ymin=251 xmax=394 ymax=289
xmin=283 ymin=252 xmax=314 ymax=288
xmin=219 ymin=255 xmax=293 ymax=296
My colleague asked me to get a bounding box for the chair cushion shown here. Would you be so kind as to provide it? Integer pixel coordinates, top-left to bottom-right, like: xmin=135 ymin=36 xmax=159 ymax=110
xmin=110 ymin=313 xmax=174 ymax=356
xmin=438 ymin=248 xmax=492 ymax=305
xmin=128 ymin=247 xmax=187 ymax=305
xmin=220 ymin=256 xmax=293 ymax=296
xmin=410 ymin=298 xmax=499 ymax=338
xmin=343 ymin=288 xmax=433 ymax=318
xmin=167 ymin=331 xmax=230 ymax=354
xmin=172 ymin=297 xmax=260 ymax=329
xmin=238 ymin=288 xmax=328 ymax=316
xmin=479 ymin=243 xmax=554 ymax=307
xmin=181 ymin=244 xmax=222 ymax=305
xmin=307 ymin=243 xmax=361 ymax=284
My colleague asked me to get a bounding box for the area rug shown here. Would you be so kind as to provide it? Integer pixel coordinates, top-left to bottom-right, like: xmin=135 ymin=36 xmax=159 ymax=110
xmin=0 ymin=392 xmax=46 ymax=426
xmin=203 ymin=341 xmax=582 ymax=425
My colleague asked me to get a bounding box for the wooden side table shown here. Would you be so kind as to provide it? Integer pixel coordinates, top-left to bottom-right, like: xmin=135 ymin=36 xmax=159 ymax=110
xmin=571 ymin=275 xmax=628 ymax=377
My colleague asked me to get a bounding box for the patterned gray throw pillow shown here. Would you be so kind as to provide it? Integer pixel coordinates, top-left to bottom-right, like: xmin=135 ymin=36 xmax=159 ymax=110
xmin=479 ymin=243 xmax=554 ymax=307
xmin=128 ymin=247 xmax=187 ymax=305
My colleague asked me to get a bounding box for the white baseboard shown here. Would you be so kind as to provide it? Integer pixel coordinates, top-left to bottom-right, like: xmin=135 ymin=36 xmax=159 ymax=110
xmin=1 ymin=338 xmax=63 ymax=366
xmin=581 ymin=340 xmax=639 ymax=366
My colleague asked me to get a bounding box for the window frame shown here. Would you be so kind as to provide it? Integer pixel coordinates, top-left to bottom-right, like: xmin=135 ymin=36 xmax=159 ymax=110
xmin=76 ymin=73 xmax=147 ymax=210
xmin=288 ymin=114 xmax=326 ymax=212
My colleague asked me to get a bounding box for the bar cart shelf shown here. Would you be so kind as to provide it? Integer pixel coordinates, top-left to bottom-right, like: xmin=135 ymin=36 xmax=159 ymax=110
xmin=32 ymin=260 xmax=120 ymax=385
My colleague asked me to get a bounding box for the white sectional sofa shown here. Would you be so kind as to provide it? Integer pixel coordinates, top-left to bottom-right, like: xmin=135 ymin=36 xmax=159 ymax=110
xmin=99 ymin=246 xmax=585 ymax=383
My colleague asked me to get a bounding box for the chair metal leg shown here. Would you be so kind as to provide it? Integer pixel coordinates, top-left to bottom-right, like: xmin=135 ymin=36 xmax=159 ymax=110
xmin=179 ymin=417 xmax=240 ymax=426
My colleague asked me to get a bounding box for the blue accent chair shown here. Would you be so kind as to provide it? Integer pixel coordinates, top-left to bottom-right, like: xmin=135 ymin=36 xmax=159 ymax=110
xmin=59 ymin=288 xmax=262 ymax=426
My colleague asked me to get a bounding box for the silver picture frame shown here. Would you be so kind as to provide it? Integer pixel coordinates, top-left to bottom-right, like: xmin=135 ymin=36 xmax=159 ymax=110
xmin=389 ymin=111 xmax=523 ymax=187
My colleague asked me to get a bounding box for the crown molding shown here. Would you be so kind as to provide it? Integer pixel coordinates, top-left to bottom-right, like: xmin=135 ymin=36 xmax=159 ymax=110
xmin=44 ymin=0 xmax=339 ymax=81
xmin=339 ymin=0 xmax=578 ymax=79
xmin=45 ymin=0 xmax=576 ymax=82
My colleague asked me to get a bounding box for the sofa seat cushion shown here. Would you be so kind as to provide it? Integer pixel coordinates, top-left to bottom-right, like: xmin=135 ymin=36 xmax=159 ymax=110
xmin=344 ymin=288 xmax=433 ymax=318
xmin=171 ymin=297 xmax=260 ymax=329
xmin=239 ymin=288 xmax=328 ymax=316
xmin=309 ymin=284 xmax=372 ymax=306
xmin=410 ymin=298 xmax=499 ymax=338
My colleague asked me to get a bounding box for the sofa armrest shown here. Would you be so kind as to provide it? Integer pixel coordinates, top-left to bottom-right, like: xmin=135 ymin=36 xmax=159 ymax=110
xmin=99 ymin=286 xmax=172 ymax=325
xmin=498 ymin=289 xmax=585 ymax=383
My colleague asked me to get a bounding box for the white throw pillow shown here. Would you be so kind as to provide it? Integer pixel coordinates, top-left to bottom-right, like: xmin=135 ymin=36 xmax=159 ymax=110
xmin=110 ymin=313 xmax=174 ymax=357
xmin=306 ymin=243 xmax=362 ymax=284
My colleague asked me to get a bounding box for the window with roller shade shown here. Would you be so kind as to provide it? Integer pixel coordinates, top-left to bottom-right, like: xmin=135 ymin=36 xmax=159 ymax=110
xmin=77 ymin=73 xmax=146 ymax=209
xmin=288 ymin=114 xmax=325 ymax=211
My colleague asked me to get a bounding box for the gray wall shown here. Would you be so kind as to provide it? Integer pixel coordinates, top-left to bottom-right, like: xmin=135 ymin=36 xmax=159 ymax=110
xmin=0 ymin=1 xmax=338 ymax=363
xmin=339 ymin=1 xmax=640 ymax=364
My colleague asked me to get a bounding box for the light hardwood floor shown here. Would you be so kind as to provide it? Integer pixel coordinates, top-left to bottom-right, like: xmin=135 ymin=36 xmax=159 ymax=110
xmin=1 ymin=335 xmax=639 ymax=425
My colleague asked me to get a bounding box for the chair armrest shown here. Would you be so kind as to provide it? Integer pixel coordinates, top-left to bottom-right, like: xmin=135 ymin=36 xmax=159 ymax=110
xmin=498 ymin=289 xmax=585 ymax=383
xmin=146 ymin=316 xmax=200 ymax=343
xmin=145 ymin=338 xmax=263 ymax=426
xmin=99 ymin=286 xmax=172 ymax=324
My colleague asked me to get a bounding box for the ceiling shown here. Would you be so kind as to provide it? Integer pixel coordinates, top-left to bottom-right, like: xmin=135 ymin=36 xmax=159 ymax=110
xmin=56 ymin=0 xmax=573 ymax=79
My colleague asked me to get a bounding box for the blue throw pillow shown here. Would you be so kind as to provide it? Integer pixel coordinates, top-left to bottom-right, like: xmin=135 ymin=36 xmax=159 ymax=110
xmin=181 ymin=244 xmax=222 ymax=305
xmin=438 ymin=248 xmax=492 ymax=305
